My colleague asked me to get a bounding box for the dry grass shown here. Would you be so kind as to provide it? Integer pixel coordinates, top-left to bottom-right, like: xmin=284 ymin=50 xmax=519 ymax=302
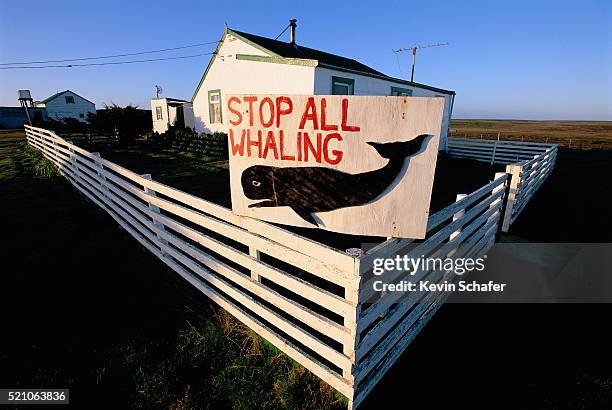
xmin=450 ymin=119 xmax=612 ymax=148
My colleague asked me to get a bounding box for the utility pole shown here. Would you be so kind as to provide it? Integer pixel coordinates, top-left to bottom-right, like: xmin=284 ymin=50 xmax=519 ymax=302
xmin=393 ymin=42 xmax=448 ymax=82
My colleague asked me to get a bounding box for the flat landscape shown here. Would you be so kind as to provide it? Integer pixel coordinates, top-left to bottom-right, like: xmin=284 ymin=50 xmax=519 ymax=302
xmin=451 ymin=119 xmax=612 ymax=148
xmin=2 ymin=127 xmax=611 ymax=409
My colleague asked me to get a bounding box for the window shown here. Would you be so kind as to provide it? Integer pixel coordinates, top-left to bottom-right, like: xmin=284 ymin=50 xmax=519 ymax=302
xmin=208 ymin=89 xmax=222 ymax=124
xmin=155 ymin=106 xmax=163 ymax=120
xmin=331 ymin=76 xmax=354 ymax=95
xmin=391 ymin=87 xmax=413 ymax=96
xmin=65 ymin=95 xmax=75 ymax=104
xmin=79 ymin=113 xmax=85 ymax=118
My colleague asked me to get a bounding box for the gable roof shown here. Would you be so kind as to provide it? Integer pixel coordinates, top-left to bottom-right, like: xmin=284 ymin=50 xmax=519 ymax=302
xmin=41 ymin=90 xmax=95 ymax=105
xmin=229 ymin=29 xmax=387 ymax=77
xmin=192 ymin=27 xmax=454 ymax=101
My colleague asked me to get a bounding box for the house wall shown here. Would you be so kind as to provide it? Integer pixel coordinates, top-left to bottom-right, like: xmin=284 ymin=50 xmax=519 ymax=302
xmin=151 ymin=98 xmax=169 ymax=133
xmin=42 ymin=91 xmax=95 ymax=123
xmin=191 ymin=32 xmax=454 ymax=149
xmin=183 ymin=103 xmax=195 ymax=130
xmin=192 ymin=33 xmax=316 ymax=134
xmin=314 ymin=67 xmax=453 ymax=149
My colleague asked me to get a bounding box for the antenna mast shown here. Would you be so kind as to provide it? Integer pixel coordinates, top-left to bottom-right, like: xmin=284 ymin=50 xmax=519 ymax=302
xmin=154 ymin=85 xmax=163 ymax=98
xmin=393 ymin=42 xmax=448 ymax=82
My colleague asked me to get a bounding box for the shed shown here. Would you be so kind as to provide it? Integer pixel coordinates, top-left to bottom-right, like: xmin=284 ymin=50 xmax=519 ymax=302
xmin=191 ymin=25 xmax=455 ymax=149
xmin=151 ymin=97 xmax=195 ymax=133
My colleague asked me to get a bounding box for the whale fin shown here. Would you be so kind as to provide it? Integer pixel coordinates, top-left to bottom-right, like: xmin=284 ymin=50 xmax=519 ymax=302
xmin=291 ymin=205 xmax=318 ymax=226
xmin=367 ymin=134 xmax=430 ymax=159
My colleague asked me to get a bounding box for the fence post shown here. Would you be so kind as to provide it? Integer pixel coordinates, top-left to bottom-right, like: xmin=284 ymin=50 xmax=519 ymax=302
xmin=501 ymin=164 xmax=522 ymax=232
xmin=68 ymin=145 xmax=81 ymax=186
xmin=142 ymin=173 xmax=169 ymax=257
xmin=343 ymin=264 xmax=362 ymax=409
xmin=490 ymin=140 xmax=498 ymax=165
xmin=450 ymin=194 xmax=467 ymax=241
xmin=91 ymin=152 xmax=110 ymax=197
xmin=249 ymin=246 xmax=261 ymax=282
xmin=490 ymin=172 xmax=507 ymax=231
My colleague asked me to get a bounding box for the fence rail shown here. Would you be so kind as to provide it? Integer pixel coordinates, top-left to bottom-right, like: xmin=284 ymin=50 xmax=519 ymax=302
xmin=26 ymin=125 xmax=510 ymax=408
xmin=447 ymin=136 xmax=558 ymax=232
xmin=447 ymin=136 xmax=554 ymax=165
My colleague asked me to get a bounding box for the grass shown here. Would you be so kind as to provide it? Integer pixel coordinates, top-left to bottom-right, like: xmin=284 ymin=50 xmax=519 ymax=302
xmin=450 ymin=119 xmax=612 ymax=148
xmin=2 ymin=127 xmax=611 ymax=408
xmin=0 ymin=129 xmax=344 ymax=409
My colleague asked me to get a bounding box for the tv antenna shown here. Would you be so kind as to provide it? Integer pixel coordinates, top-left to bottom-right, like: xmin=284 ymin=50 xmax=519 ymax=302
xmin=154 ymin=85 xmax=163 ymax=98
xmin=393 ymin=42 xmax=448 ymax=82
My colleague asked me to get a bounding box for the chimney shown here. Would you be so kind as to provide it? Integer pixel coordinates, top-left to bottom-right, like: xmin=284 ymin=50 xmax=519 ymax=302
xmin=289 ymin=19 xmax=297 ymax=45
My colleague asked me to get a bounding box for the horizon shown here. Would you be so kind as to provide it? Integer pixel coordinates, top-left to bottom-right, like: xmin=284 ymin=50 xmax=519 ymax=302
xmin=1 ymin=0 xmax=610 ymax=121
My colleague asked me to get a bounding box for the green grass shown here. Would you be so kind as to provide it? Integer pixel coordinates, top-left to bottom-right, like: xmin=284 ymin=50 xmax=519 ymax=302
xmin=116 ymin=309 xmax=345 ymax=409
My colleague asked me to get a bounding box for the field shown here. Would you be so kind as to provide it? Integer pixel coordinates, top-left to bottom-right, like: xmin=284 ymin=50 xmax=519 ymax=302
xmin=1 ymin=127 xmax=611 ymax=408
xmin=0 ymin=129 xmax=344 ymax=409
xmin=451 ymin=119 xmax=612 ymax=148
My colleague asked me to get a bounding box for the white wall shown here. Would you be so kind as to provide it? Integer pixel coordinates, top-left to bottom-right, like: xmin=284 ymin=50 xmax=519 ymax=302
xmin=151 ymin=98 xmax=169 ymax=133
xmin=191 ymin=34 xmax=453 ymax=149
xmin=192 ymin=33 xmax=316 ymax=134
xmin=183 ymin=103 xmax=195 ymax=130
xmin=43 ymin=91 xmax=95 ymax=123
xmin=314 ymin=68 xmax=453 ymax=149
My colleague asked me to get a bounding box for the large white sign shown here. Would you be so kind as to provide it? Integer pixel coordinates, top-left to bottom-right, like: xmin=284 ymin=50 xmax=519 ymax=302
xmin=226 ymin=95 xmax=444 ymax=238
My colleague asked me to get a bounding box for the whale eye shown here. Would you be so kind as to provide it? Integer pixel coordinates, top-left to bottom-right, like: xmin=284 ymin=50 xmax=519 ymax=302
xmin=252 ymin=180 xmax=261 ymax=187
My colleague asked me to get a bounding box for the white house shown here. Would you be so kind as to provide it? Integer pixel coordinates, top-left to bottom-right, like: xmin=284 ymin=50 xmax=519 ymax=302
xmin=35 ymin=90 xmax=96 ymax=123
xmin=191 ymin=24 xmax=456 ymax=149
xmin=151 ymin=97 xmax=195 ymax=133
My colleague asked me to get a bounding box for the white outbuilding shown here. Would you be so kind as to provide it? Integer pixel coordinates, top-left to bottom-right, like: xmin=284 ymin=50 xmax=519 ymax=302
xmin=151 ymin=97 xmax=195 ymax=133
xmin=191 ymin=24 xmax=456 ymax=149
xmin=35 ymin=90 xmax=96 ymax=123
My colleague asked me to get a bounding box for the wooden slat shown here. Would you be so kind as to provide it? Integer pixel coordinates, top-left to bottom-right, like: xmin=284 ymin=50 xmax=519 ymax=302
xmin=352 ymin=219 xmax=496 ymax=404
xmin=68 ymin=154 xmax=354 ymax=343
xmin=357 ymin=201 xmax=502 ymax=349
xmin=50 ymin=158 xmax=355 ymax=397
xmin=25 ymin=125 xmax=357 ymax=287
xmin=63 ymin=156 xmax=354 ymax=374
xmin=448 ymin=137 xmax=556 ymax=147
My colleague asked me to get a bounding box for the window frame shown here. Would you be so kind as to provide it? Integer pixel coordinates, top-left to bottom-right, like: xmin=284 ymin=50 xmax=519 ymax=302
xmin=155 ymin=106 xmax=163 ymax=120
xmin=65 ymin=95 xmax=75 ymax=104
xmin=331 ymin=76 xmax=355 ymax=95
xmin=208 ymin=89 xmax=222 ymax=124
xmin=390 ymin=86 xmax=413 ymax=96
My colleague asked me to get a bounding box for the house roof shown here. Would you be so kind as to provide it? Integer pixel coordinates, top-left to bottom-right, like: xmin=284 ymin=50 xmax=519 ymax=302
xmin=166 ymin=97 xmax=189 ymax=103
xmin=229 ymin=29 xmax=387 ymax=77
xmin=192 ymin=27 xmax=455 ymax=101
xmin=40 ymin=90 xmax=95 ymax=105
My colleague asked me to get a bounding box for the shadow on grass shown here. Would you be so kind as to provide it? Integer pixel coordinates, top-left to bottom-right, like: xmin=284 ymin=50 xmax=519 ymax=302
xmin=0 ymin=136 xmax=344 ymax=409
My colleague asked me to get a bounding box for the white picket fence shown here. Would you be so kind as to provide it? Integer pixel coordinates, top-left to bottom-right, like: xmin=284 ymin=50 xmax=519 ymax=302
xmin=26 ymin=125 xmax=507 ymax=409
xmin=447 ymin=136 xmax=558 ymax=232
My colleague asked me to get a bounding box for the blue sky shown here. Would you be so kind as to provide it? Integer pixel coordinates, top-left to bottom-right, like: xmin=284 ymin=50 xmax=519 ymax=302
xmin=1 ymin=0 xmax=610 ymax=120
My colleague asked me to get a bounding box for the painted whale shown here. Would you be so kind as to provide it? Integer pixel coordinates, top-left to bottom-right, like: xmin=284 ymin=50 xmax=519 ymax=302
xmin=241 ymin=134 xmax=431 ymax=225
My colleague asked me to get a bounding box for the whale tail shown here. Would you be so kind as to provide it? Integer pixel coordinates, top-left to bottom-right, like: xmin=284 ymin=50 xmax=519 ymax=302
xmin=367 ymin=134 xmax=431 ymax=159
